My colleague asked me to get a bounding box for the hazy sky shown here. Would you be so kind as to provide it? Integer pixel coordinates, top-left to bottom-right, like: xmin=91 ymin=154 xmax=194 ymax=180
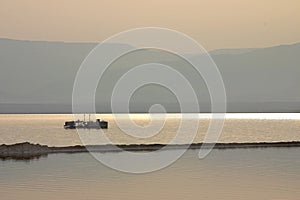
xmin=0 ymin=0 xmax=300 ymax=50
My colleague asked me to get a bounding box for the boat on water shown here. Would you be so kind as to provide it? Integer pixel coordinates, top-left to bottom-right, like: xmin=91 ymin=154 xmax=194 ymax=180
xmin=64 ymin=114 xmax=108 ymax=129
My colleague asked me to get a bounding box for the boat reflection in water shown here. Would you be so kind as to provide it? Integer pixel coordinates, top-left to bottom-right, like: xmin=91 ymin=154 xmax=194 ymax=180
xmin=64 ymin=114 xmax=108 ymax=129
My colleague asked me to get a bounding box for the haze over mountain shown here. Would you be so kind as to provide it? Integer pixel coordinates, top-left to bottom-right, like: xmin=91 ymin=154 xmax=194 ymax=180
xmin=0 ymin=38 xmax=299 ymax=113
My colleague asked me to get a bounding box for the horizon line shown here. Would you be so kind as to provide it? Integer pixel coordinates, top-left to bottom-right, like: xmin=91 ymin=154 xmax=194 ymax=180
xmin=1 ymin=37 xmax=299 ymax=52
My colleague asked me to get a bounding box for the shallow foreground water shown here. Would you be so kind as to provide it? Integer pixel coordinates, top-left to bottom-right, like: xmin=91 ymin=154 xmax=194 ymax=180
xmin=1 ymin=148 xmax=300 ymax=200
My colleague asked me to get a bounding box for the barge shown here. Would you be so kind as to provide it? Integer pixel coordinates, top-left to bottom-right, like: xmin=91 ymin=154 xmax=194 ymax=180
xmin=64 ymin=114 xmax=108 ymax=129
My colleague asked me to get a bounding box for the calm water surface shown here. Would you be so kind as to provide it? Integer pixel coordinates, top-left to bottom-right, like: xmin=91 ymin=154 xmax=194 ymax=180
xmin=0 ymin=114 xmax=299 ymax=146
xmin=0 ymin=114 xmax=300 ymax=199
xmin=1 ymin=148 xmax=300 ymax=200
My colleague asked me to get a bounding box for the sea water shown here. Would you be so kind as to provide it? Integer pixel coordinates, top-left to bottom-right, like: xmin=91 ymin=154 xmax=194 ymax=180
xmin=0 ymin=114 xmax=299 ymax=146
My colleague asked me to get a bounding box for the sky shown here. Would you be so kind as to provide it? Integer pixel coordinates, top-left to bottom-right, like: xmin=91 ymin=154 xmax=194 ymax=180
xmin=0 ymin=0 xmax=300 ymax=50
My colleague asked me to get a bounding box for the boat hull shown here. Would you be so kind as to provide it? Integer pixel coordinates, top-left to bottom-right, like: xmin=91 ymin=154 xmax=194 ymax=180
xmin=64 ymin=120 xmax=108 ymax=129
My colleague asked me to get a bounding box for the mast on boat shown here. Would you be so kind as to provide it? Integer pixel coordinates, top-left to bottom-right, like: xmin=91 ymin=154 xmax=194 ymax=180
xmin=64 ymin=113 xmax=108 ymax=129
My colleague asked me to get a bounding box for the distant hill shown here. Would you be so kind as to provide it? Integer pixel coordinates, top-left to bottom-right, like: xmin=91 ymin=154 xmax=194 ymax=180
xmin=0 ymin=38 xmax=299 ymax=113
xmin=209 ymin=48 xmax=258 ymax=55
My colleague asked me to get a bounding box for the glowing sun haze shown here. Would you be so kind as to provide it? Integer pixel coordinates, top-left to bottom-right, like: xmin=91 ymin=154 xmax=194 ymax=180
xmin=0 ymin=0 xmax=299 ymax=50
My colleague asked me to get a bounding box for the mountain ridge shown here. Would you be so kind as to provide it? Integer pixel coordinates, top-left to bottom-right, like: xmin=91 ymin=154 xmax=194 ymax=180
xmin=0 ymin=38 xmax=299 ymax=113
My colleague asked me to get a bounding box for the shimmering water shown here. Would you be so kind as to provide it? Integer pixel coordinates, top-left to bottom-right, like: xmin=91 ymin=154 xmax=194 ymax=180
xmin=1 ymin=114 xmax=300 ymax=199
xmin=0 ymin=114 xmax=299 ymax=146
xmin=1 ymin=148 xmax=300 ymax=200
